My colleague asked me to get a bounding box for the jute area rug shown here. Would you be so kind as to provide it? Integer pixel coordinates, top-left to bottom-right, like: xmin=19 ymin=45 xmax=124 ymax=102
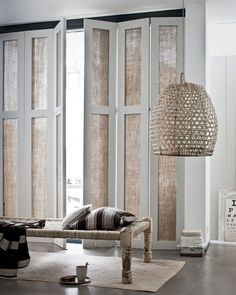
xmin=17 ymin=251 xmax=185 ymax=292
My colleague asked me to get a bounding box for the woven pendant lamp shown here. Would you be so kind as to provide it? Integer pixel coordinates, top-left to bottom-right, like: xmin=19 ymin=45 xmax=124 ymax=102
xmin=150 ymin=73 xmax=218 ymax=156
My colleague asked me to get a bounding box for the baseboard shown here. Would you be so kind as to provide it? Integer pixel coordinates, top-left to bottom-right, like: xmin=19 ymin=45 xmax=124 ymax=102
xmin=210 ymin=240 xmax=236 ymax=246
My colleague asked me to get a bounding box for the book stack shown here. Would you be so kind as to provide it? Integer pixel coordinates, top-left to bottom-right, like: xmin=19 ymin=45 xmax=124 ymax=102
xmin=179 ymin=230 xmax=205 ymax=256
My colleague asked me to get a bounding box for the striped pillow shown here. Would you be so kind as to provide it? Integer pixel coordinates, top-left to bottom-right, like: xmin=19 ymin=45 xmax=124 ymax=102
xmin=68 ymin=207 xmax=136 ymax=230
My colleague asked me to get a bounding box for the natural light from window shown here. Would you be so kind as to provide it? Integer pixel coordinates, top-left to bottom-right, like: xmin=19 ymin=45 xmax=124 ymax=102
xmin=66 ymin=30 xmax=84 ymax=214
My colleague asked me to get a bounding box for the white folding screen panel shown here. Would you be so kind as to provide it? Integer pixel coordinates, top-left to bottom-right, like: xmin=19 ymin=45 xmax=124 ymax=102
xmin=150 ymin=17 xmax=184 ymax=249
xmin=0 ymin=32 xmax=24 ymax=217
xmin=24 ymin=29 xmax=54 ymax=218
xmin=24 ymin=22 xmax=66 ymax=218
xmin=116 ymin=19 xmax=149 ymax=221
xmin=84 ymin=17 xmax=184 ymax=250
xmin=84 ymin=19 xmax=117 ymax=209
xmin=84 ymin=18 xmax=149 ymax=213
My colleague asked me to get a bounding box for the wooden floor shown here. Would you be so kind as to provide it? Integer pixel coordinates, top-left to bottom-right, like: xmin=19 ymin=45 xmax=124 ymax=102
xmin=0 ymin=242 xmax=236 ymax=295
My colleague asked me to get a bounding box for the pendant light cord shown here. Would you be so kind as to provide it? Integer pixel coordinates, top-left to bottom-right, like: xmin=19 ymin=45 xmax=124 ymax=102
xmin=182 ymin=0 xmax=185 ymax=79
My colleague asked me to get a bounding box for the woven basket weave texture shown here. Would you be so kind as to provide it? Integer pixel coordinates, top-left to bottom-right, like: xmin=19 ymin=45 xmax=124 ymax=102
xmin=150 ymin=80 xmax=218 ymax=156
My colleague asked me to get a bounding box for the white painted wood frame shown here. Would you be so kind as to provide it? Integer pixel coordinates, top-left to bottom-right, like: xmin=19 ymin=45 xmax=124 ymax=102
xmin=24 ymin=29 xmax=54 ymax=217
xmin=0 ymin=21 xmax=66 ymax=224
xmin=24 ymin=23 xmax=66 ymax=219
xmin=53 ymin=19 xmax=67 ymax=248
xmin=0 ymin=32 xmax=24 ymax=216
xmin=117 ymin=18 xmax=150 ymax=248
xmin=83 ymin=19 xmax=117 ymax=247
xmin=150 ymin=17 xmax=184 ymax=249
xmin=84 ymin=19 xmax=117 ymax=208
xmin=54 ymin=19 xmax=67 ymax=219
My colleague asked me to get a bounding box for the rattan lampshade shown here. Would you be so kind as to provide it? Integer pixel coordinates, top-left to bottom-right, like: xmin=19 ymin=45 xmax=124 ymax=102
xmin=150 ymin=74 xmax=218 ymax=156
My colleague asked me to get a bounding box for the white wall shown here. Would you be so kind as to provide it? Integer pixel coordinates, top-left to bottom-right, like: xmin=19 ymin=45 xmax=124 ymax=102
xmin=206 ymin=0 xmax=236 ymax=240
xmin=207 ymin=0 xmax=236 ymax=23
xmin=0 ymin=0 xmax=182 ymax=25
xmin=208 ymin=23 xmax=236 ymax=56
xmin=209 ymin=57 xmax=236 ymax=239
xmin=184 ymin=0 xmax=210 ymax=244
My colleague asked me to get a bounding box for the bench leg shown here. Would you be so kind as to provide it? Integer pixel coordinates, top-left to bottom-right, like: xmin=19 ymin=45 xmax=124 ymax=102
xmin=143 ymin=217 xmax=152 ymax=262
xmin=120 ymin=228 xmax=133 ymax=284
xmin=121 ymin=245 xmax=132 ymax=284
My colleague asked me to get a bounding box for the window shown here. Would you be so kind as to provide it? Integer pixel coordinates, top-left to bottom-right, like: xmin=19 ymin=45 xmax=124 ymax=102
xmin=66 ymin=30 xmax=84 ymax=215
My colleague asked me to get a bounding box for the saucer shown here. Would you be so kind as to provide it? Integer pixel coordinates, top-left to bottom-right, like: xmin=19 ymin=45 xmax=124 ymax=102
xmin=59 ymin=275 xmax=90 ymax=285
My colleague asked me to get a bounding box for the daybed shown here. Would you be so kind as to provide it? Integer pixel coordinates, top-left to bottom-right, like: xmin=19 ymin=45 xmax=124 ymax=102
xmin=0 ymin=217 xmax=152 ymax=284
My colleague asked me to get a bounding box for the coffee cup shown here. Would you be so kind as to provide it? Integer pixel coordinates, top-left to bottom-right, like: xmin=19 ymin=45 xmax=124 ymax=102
xmin=76 ymin=263 xmax=88 ymax=282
